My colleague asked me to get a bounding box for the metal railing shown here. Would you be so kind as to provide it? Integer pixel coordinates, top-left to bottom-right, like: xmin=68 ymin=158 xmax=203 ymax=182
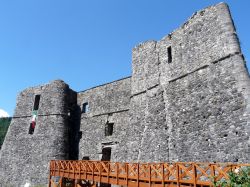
xmin=49 ymin=160 xmax=250 ymax=187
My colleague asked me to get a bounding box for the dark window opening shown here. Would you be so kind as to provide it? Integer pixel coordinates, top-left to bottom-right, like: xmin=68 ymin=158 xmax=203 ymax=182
xmin=33 ymin=95 xmax=41 ymax=110
xmin=105 ymin=123 xmax=114 ymax=136
xmin=82 ymin=102 xmax=89 ymax=113
xmin=167 ymin=46 xmax=172 ymax=63
xmin=101 ymin=147 xmax=111 ymax=161
xmin=82 ymin=156 xmax=90 ymax=160
xmin=78 ymin=131 xmax=82 ymax=139
xmin=100 ymin=148 xmax=112 ymax=187
xmin=28 ymin=122 xmax=36 ymax=134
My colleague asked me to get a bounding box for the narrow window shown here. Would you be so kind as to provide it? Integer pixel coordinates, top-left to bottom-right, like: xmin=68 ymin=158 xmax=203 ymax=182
xmin=33 ymin=95 xmax=41 ymax=110
xmin=101 ymin=147 xmax=111 ymax=161
xmin=105 ymin=123 xmax=114 ymax=136
xmin=167 ymin=46 xmax=172 ymax=63
xmin=78 ymin=131 xmax=82 ymax=139
xmin=28 ymin=122 xmax=35 ymax=134
xmin=82 ymin=102 xmax=89 ymax=113
xmin=82 ymin=156 xmax=90 ymax=160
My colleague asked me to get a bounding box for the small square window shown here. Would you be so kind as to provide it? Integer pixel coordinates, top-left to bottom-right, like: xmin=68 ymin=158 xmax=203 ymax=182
xmin=82 ymin=156 xmax=90 ymax=160
xmin=82 ymin=102 xmax=89 ymax=113
xmin=105 ymin=123 xmax=114 ymax=136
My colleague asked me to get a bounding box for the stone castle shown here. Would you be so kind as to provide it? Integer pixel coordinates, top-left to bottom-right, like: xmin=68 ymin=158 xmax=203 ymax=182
xmin=0 ymin=2 xmax=249 ymax=186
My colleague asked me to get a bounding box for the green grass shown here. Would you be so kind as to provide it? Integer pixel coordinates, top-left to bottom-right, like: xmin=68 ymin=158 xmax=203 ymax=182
xmin=0 ymin=117 xmax=11 ymax=149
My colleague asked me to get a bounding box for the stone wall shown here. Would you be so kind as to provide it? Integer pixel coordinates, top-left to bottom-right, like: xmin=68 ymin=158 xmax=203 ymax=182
xmin=77 ymin=2 xmax=250 ymax=163
xmin=120 ymin=2 xmax=249 ymax=163
xmin=121 ymin=41 xmax=169 ymax=162
xmin=0 ymin=2 xmax=249 ymax=186
xmin=160 ymin=2 xmax=250 ymax=162
xmin=77 ymin=77 xmax=131 ymax=162
xmin=0 ymin=80 xmax=77 ymax=186
xmin=165 ymin=55 xmax=249 ymax=162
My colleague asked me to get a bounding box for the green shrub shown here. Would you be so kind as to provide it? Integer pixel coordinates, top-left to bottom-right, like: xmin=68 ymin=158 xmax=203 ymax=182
xmin=213 ymin=166 xmax=250 ymax=187
xmin=0 ymin=117 xmax=11 ymax=148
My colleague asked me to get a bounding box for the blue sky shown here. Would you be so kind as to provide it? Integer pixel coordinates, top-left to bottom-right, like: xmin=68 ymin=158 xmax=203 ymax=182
xmin=0 ymin=0 xmax=249 ymax=116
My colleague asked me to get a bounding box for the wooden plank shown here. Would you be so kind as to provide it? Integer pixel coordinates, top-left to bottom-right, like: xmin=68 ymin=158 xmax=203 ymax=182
xmin=162 ymin=164 xmax=164 ymax=187
xmin=126 ymin=163 xmax=129 ymax=187
xmin=50 ymin=179 xmax=58 ymax=187
xmin=176 ymin=164 xmax=180 ymax=187
xmin=48 ymin=175 xmax=52 ymax=187
xmin=137 ymin=163 xmax=139 ymax=187
xmin=192 ymin=163 xmax=197 ymax=187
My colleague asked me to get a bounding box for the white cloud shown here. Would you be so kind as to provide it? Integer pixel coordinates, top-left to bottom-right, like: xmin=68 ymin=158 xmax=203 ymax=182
xmin=0 ymin=109 xmax=9 ymax=117
xmin=24 ymin=182 xmax=31 ymax=187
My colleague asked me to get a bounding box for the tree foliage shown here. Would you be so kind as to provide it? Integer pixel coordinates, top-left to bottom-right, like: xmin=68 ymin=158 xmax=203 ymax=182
xmin=214 ymin=166 xmax=250 ymax=187
xmin=0 ymin=117 xmax=11 ymax=149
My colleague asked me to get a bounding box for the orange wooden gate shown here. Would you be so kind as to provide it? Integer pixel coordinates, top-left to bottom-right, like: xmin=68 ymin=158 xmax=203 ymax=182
xmin=49 ymin=160 xmax=249 ymax=187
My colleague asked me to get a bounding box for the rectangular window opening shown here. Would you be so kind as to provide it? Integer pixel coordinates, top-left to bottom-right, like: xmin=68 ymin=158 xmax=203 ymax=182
xmin=78 ymin=131 xmax=82 ymax=139
xmin=101 ymin=147 xmax=111 ymax=161
xmin=28 ymin=122 xmax=36 ymax=134
xmin=105 ymin=123 xmax=114 ymax=136
xmin=167 ymin=46 xmax=172 ymax=63
xmin=82 ymin=156 xmax=90 ymax=160
xmin=33 ymin=95 xmax=41 ymax=111
xmin=82 ymin=102 xmax=89 ymax=113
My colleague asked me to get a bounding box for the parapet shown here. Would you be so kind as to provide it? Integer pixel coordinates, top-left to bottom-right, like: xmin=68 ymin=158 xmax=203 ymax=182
xmin=132 ymin=2 xmax=242 ymax=88
xmin=14 ymin=79 xmax=70 ymax=117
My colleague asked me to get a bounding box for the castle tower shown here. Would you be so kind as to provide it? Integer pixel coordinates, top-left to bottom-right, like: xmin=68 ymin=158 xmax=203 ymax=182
xmin=0 ymin=2 xmax=249 ymax=187
xmin=124 ymin=2 xmax=250 ymax=163
xmin=0 ymin=80 xmax=77 ymax=186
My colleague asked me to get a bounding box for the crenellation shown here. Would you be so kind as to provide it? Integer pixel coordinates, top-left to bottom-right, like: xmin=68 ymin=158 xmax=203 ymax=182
xmin=0 ymin=2 xmax=249 ymax=186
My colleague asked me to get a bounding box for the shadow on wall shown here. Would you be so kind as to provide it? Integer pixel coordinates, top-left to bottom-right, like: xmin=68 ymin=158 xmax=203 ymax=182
xmin=68 ymin=104 xmax=82 ymax=160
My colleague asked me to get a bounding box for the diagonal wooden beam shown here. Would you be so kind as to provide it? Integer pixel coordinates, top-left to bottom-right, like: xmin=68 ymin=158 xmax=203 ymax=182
xmin=49 ymin=160 xmax=250 ymax=187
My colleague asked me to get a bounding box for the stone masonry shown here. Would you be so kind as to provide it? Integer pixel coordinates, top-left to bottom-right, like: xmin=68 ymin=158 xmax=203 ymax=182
xmin=0 ymin=2 xmax=249 ymax=186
